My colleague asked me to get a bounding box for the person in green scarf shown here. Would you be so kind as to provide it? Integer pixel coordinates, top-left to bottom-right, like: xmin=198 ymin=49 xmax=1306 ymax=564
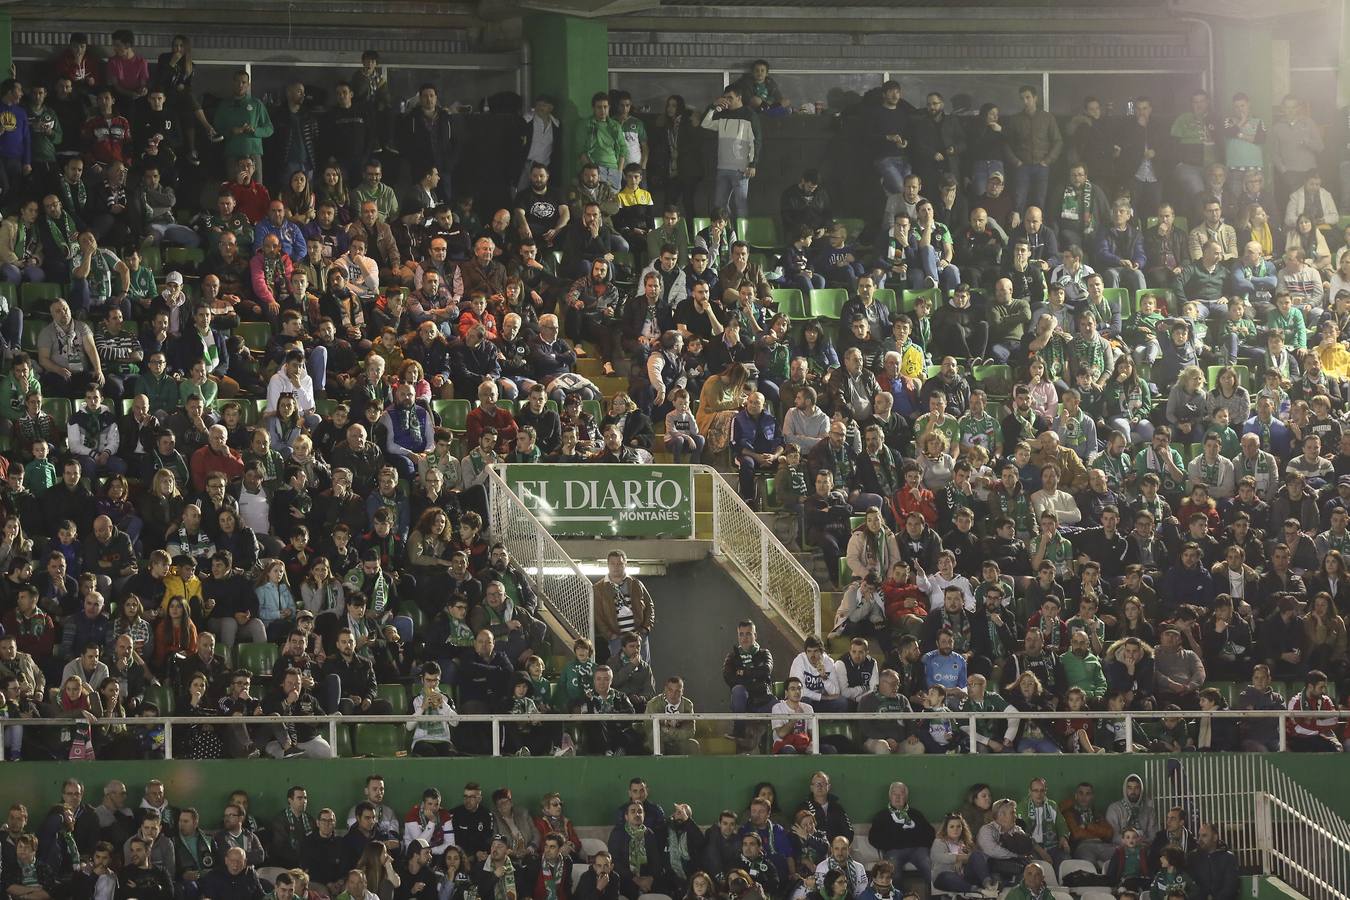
xmin=1003 ymin=861 xmax=1053 ymax=900
xmin=608 ymin=803 xmax=659 ymax=898
xmin=1017 ymin=778 xmax=1070 ymax=870
xmin=557 ymin=637 xmax=596 ymax=712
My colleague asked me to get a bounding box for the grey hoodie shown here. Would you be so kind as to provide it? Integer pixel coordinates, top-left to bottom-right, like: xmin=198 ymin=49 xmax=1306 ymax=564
xmin=1105 ymin=773 xmax=1157 ymax=845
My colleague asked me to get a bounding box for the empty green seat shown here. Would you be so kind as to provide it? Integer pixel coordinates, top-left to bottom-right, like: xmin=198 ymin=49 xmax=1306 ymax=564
xmin=809 ymin=288 xmax=849 ymax=320
xmin=738 ymin=216 xmax=782 ymax=252
xmin=434 ymin=399 xmax=470 ymax=431
xmin=334 ymin=724 xmax=353 ymax=757
xmin=377 ymin=683 xmax=410 ymax=711
xmin=873 ymin=288 xmax=898 ymax=315
xmin=581 ymin=399 xmax=603 ymax=420
xmin=142 ymin=682 xmax=176 ymax=715
xmin=20 ymin=282 xmax=62 ymax=313
xmin=236 ymin=642 xmax=279 ymax=678
xmin=354 ymin=724 xmax=407 ymax=757
xmin=164 ymin=246 xmax=206 ymax=269
xmin=41 ymin=398 xmax=70 ymax=432
xmin=772 ymin=288 xmax=808 ymax=320
xmin=235 ymin=322 xmax=271 ymax=352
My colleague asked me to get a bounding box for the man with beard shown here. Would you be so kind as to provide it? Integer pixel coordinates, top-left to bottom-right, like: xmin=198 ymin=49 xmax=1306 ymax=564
xmin=514 ymin=163 xmax=569 ymax=249
xmin=380 ymin=382 xmax=434 ymax=479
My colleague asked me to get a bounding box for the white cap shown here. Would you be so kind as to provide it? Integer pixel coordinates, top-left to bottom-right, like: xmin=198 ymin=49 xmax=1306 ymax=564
xmin=165 ymin=271 xmax=184 ymax=285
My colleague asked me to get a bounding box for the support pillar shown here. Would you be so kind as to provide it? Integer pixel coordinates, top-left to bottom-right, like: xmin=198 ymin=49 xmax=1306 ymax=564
xmin=523 ymin=12 xmax=608 ymax=181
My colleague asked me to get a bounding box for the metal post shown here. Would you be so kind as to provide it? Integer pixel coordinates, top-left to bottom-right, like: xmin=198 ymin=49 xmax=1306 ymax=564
xmin=0 ymin=722 xmax=6 ymax=761
xmin=810 ymin=714 xmax=820 ymax=755
xmin=652 ymin=718 xmax=662 ymax=757
xmin=1124 ymin=713 xmax=1134 ymax=753
xmin=329 ymin=719 xmax=338 ymax=752
xmin=491 ymin=717 xmax=501 ymax=757
xmin=163 ymin=718 xmax=173 ymax=760
xmin=1278 ymin=713 xmax=1288 ymax=751
xmin=759 ymin=530 xmax=770 ymax=601
xmin=968 ymin=714 xmax=978 ymax=754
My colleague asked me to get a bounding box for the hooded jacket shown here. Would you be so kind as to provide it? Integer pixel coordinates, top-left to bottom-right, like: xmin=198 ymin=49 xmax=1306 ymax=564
xmin=1104 ymin=637 xmax=1157 ymax=698
xmin=1105 ymin=774 xmax=1157 ymax=846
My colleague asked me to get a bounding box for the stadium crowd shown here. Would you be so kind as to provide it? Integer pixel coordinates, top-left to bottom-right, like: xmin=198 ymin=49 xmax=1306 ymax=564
xmin=0 ymin=23 xmax=1335 ymax=899
xmin=9 ymin=772 xmax=1243 ymax=899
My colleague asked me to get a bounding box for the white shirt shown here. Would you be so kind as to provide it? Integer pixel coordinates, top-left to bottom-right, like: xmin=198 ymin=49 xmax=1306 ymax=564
xmin=788 ymin=652 xmax=843 ymax=702
xmin=770 ymin=698 xmax=814 ymax=734
xmin=237 ymin=486 xmax=270 ymax=535
xmin=267 ymin=369 xmax=317 ymax=416
xmin=525 ymin=112 xmax=555 ymax=165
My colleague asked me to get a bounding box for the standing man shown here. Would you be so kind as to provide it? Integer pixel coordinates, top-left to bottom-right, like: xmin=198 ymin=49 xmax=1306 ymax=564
xmin=701 ymin=84 xmax=761 ymax=221
xmin=265 ymin=81 xmax=318 ymax=192
xmin=1171 ymin=90 xmax=1218 ymax=201
xmin=0 ymin=79 xmax=31 ymax=204
xmin=213 ymin=69 xmax=273 ymax=182
xmin=1270 ymin=94 xmax=1324 ymax=214
xmin=581 ymin=91 xmax=627 ymax=190
xmin=399 ymin=84 xmax=459 ymax=200
xmin=593 ymin=550 xmax=655 ymax=664
xmin=1005 ymin=84 xmax=1063 ymax=215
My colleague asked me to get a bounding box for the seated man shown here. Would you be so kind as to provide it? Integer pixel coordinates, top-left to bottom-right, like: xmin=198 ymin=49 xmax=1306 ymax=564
xmin=731 ymin=391 xmax=784 ymax=506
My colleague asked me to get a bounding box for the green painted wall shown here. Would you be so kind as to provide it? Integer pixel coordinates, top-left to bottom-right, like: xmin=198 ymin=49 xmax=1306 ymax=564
xmin=0 ymin=12 xmax=10 ymax=87
xmin=4 ymin=755 xmax=1348 ymax=828
xmin=1212 ymin=19 xmax=1276 ymax=124
xmin=523 ymin=12 xmax=608 ymax=181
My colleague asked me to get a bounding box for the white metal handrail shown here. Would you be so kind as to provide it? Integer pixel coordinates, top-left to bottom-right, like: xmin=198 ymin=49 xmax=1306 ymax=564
xmin=13 ymin=708 xmax=1345 ymax=760
xmin=1257 ymin=792 xmax=1350 ymax=900
xmin=697 ymin=464 xmax=822 ymax=639
xmin=487 ymin=464 xmax=596 ymax=643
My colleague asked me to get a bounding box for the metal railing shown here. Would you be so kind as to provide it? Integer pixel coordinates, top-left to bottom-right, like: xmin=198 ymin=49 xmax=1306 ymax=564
xmin=697 ymin=465 xmax=822 ymax=640
xmin=12 ymin=707 xmax=1348 ymax=760
xmin=1147 ymin=753 xmax=1350 ymax=900
xmin=1257 ymin=793 xmax=1350 ymax=900
xmin=487 ymin=465 xmax=596 ymax=643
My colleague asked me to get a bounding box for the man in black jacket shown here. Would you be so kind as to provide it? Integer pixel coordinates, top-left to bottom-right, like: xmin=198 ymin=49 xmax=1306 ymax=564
xmin=400 ymin=85 xmax=459 ymax=200
xmin=450 ymin=783 xmax=494 ymax=863
xmin=118 ymin=836 xmax=175 ymax=900
xmin=1188 ymin=822 xmax=1239 ymax=900
xmin=320 ymin=629 xmax=393 ymax=716
xmin=265 ymin=81 xmax=319 ymax=192
xmin=300 ymin=808 xmax=346 ymax=897
xmin=867 ymin=782 xmax=934 ymax=887
xmin=197 ymin=847 xmax=263 ymax=900
xmin=723 ymin=621 xmax=775 ymax=747
xmin=796 ymin=773 xmax=853 ymax=842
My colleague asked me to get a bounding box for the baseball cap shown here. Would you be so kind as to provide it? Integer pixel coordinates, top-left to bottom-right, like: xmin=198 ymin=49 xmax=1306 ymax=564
xmin=987 ymin=171 xmax=1004 ymax=182
xmin=165 ymin=271 xmax=183 ymax=285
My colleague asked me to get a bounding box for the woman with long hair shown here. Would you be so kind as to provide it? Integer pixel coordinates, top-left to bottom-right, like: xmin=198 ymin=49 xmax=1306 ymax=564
xmin=649 ymin=95 xmax=702 ymax=217
xmin=930 ymin=813 xmax=991 ymax=894
xmin=791 ymin=320 xmax=840 ymax=383
xmin=0 ymin=515 xmax=32 ymax=575
xmin=139 ymin=468 xmax=185 ymax=552
xmin=682 ymin=871 xmax=717 ymax=900
xmin=154 ymin=595 xmax=198 ymax=673
xmin=958 ymin=784 xmax=995 ymax=831
xmin=280 ymin=169 xmax=316 ymax=225
xmin=1307 ymin=549 xmax=1350 ymax=616
xmin=97 ymin=475 xmax=142 ymax=549
xmin=316 ymin=165 xmax=353 ymax=225
xmin=214 ymin=508 xmax=260 ymax=576
xmin=1102 ymin=355 xmax=1154 ymax=445
xmin=1286 ymin=213 xmax=1332 ymax=273
xmin=112 ymin=594 xmax=153 ymax=662
xmin=845 ymin=506 xmax=900 ymax=582
xmin=300 ymin=556 xmax=343 ymax=617
xmin=94 ymin=678 xmax=138 ymax=760
xmin=153 ymin=34 xmax=221 ymax=160
xmin=1007 ymin=671 xmax=1060 ymax=753
xmin=408 ymin=508 xmax=456 ymax=615
xmin=696 ymin=362 xmax=750 ymax=455
xmin=178 ymin=671 xmax=222 ymax=759
xmin=357 ymin=841 xmax=401 ymax=900
xmin=265 ymin=392 xmax=304 ymax=460
xmin=1304 ymin=591 xmax=1348 ymax=683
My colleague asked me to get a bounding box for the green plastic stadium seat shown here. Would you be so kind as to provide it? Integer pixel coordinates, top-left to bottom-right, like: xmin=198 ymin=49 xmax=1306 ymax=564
xmin=235 ymin=322 xmax=271 ymax=352
xmin=1138 ymin=288 xmax=1175 ymax=315
xmin=334 ymin=724 xmax=353 ymax=757
xmin=836 ymin=218 xmax=866 ymax=242
xmin=873 ymin=288 xmax=898 ymax=315
xmin=581 ymin=400 xmax=603 ymax=420
xmin=496 ymin=400 xmax=516 ymax=414
xmin=809 ymin=288 xmax=848 ymax=320
xmin=41 ymin=398 xmax=70 ymax=432
xmin=164 ymin=246 xmax=206 ymax=269
xmin=738 ymin=217 xmax=782 ymax=252
xmin=354 ymin=723 xmax=407 ymax=757
xmin=236 ymin=642 xmax=279 ymax=678
xmin=772 ymin=288 xmax=808 ymax=320
xmin=1101 ymin=287 xmax=1130 ymax=319
xmin=377 ymin=683 xmax=410 ymax=711
xmin=435 ymin=399 xmax=470 ymax=432
xmin=19 ymin=282 xmax=62 ymax=314
xmin=143 ymin=683 xmax=176 ymax=715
